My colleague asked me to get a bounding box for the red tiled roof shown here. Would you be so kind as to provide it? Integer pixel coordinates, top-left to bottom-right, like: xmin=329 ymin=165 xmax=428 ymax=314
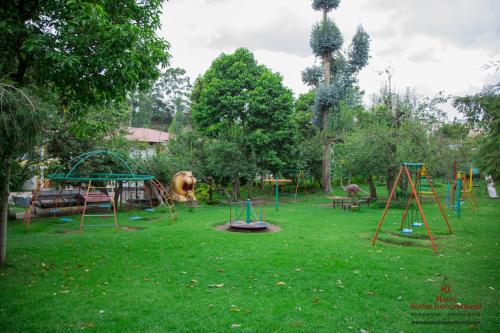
xmin=126 ymin=127 xmax=170 ymax=143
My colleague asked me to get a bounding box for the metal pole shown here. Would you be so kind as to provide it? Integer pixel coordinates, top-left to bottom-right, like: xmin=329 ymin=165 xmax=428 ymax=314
xmin=456 ymin=178 xmax=462 ymax=218
xmin=371 ymin=165 xmax=404 ymax=246
xmin=425 ymin=172 xmax=453 ymax=234
xmin=246 ymin=199 xmax=251 ymax=224
xmin=275 ymin=176 xmax=279 ymax=211
xmin=446 ymin=181 xmax=450 ymax=208
xmin=404 ymin=166 xmax=439 ymax=255
xmin=469 ymin=167 xmax=473 ymax=192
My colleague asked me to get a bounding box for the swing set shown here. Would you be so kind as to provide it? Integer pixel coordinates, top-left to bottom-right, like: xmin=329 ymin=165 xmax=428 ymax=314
xmin=371 ymin=163 xmax=453 ymax=255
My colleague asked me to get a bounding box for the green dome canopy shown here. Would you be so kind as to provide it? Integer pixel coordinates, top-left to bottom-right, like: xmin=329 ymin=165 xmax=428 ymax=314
xmin=48 ymin=150 xmax=154 ymax=182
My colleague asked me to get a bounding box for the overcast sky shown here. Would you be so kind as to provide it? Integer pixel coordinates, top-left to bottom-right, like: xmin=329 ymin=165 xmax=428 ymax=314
xmin=159 ymin=0 xmax=500 ymax=119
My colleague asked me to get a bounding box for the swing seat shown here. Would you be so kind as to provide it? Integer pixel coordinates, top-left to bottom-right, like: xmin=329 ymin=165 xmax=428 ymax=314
xmin=412 ymin=222 xmax=423 ymax=227
xmin=98 ymin=204 xmax=112 ymax=208
xmin=128 ymin=216 xmax=143 ymax=220
xmin=59 ymin=217 xmax=73 ymax=222
xmin=145 ymin=208 xmax=155 ymax=212
xmin=400 ymin=228 xmax=413 ymax=234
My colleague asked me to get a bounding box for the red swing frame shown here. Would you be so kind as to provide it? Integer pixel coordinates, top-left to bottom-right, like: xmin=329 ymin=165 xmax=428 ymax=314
xmin=371 ymin=163 xmax=453 ymax=255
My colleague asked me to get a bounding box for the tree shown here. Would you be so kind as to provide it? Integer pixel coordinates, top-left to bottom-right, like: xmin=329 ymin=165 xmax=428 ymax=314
xmin=337 ymin=120 xmax=392 ymax=198
xmin=370 ymin=72 xmax=449 ymax=193
xmin=128 ymin=67 xmax=192 ymax=130
xmin=0 ymin=84 xmax=53 ymax=264
xmin=192 ymin=48 xmax=298 ymax=199
xmin=453 ymin=86 xmax=500 ymax=179
xmin=0 ymin=0 xmax=170 ymax=264
xmin=155 ymin=68 xmax=192 ymax=127
xmin=306 ymin=0 xmax=370 ymax=192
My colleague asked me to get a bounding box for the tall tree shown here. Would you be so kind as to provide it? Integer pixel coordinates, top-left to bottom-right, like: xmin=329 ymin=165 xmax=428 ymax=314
xmin=453 ymin=85 xmax=500 ymax=179
xmin=191 ymin=48 xmax=297 ymax=199
xmin=306 ymin=0 xmax=370 ymax=192
xmin=128 ymin=67 xmax=192 ymax=130
xmin=0 ymin=0 xmax=170 ymax=265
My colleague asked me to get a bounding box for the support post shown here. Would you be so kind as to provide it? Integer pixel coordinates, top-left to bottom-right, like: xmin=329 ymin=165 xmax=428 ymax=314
xmin=456 ymin=178 xmax=462 ymax=218
xmin=424 ymin=172 xmax=452 ymax=233
xmin=405 ymin=166 xmax=439 ymax=255
xmin=371 ymin=165 xmax=404 ymax=246
xmin=80 ymin=180 xmax=92 ymax=231
xmin=110 ymin=184 xmax=118 ymax=229
xmin=275 ymin=176 xmax=279 ymax=211
xmin=446 ymin=181 xmax=451 ymax=208
xmin=246 ymin=199 xmax=251 ymax=224
xmin=230 ymin=204 xmax=233 ymax=224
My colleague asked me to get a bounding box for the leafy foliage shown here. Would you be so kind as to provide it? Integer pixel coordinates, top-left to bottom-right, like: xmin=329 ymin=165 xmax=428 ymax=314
xmin=301 ymin=65 xmax=324 ymax=88
xmin=192 ymin=48 xmax=298 ymax=177
xmin=247 ymin=70 xmax=298 ymax=173
xmin=312 ymin=0 xmax=341 ymax=12
xmin=453 ymin=86 xmax=500 ymax=178
xmin=348 ymin=26 xmax=370 ymax=71
xmin=1 ymin=0 xmax=170 ymax=105
xmin=314 ymin=84 xmax=338 ymax=111
xmin=310 ymin=19 xmax=343 ymax=57
xmin=128 ymin=68 xmax=192 ymax=130
xmin=0 ymin=84 xmax=53 ymax=160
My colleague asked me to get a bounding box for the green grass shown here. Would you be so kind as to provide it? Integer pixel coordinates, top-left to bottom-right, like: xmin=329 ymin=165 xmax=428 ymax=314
xmin=1 ymin=188 xmax=499 ymax=332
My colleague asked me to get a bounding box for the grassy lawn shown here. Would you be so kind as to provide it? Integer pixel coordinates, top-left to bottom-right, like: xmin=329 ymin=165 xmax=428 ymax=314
xmin=1 ymin=187 xmax=499 ymax=332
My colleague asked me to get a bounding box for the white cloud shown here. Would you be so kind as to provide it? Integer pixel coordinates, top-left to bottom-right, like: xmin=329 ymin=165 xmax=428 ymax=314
xmin=160 ymin=0 xmax=500 ymax=119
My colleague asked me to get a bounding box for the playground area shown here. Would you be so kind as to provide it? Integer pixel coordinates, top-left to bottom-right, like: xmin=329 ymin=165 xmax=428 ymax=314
xmin=1 ymin=178 xmax=499 ymax=332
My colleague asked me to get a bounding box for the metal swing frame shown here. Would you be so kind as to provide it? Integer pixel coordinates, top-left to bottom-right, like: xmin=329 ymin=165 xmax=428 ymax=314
xmin=371 ymin=163 xmax=453 ymax=255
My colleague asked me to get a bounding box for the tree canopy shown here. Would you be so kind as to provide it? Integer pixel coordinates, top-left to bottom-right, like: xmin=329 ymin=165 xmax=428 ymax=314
xmin=1 ymin=0 xmax=170 ymax=104
xmin=453 ymin=86 xmax=500 ymax=178
xmin=191 ymin=48 xmax=299 ymax=197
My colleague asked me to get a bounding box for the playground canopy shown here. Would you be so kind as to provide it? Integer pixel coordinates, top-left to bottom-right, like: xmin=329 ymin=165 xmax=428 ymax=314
xmin=24 ymin=150 xmax=177 ymax=229
xmin=47 ymin=150 xmax=154 ymax=182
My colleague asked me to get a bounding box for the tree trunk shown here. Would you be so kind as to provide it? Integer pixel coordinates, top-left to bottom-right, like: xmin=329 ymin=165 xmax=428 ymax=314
xmin=387 ymin=166 xmax=396 ymax=195
xmin=367 ymin=175 xmax=377 ymax=198
xmin=321 ymin=112 xmax=332 ymax=193
xmin=232 ymin=176 xmax=240 ymax=202
xmin=247 ymin=179 xmax=253 ymax=199
xmin=386 ymin=139 xmax=398 ymax=195
xmin=207 ymin=177 xmax=214 ymax=202
xmin=0 ymin=161 xmax=11 ymax=265
xmin=320 ymin=51 xmax=332 ymax=193
xmin=114 ymin=181 xmax=123 ymax=208
xmin=320 ymin=2 xmax=332 ymax=194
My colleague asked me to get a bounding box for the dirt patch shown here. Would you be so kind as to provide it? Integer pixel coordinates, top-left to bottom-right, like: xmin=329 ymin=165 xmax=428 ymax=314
xmin=215 ymin=223 xmax=282 ymax=233
xmin=387 ymin=231 xmax=452 ymax=240
xmin=377 ymin=237 xmax=425 ymax=247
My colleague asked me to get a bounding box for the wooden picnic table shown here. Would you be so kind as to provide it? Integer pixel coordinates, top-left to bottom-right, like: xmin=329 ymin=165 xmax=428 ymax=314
xmin=327 ymin=196 xmax=376 ymax=210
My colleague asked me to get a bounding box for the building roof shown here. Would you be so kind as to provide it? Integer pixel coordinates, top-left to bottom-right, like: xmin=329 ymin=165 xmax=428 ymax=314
xmin=126 ymin=127 xmax=170 ymax=143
